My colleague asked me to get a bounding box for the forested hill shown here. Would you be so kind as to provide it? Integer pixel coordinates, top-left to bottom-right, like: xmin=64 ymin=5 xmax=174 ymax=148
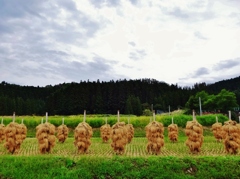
xmin=206 ymin=76 xmax=240 ymax=93
xmin=0 ymin=76 xmax=239 ymax=116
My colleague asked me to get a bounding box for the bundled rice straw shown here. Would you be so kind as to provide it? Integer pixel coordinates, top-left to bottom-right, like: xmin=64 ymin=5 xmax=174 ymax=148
xmin=4 ymin=113 xmax=27 ymax=154
xmin=111 ymin=110 xmax=128 ymax=154
xmin=100 ymin=118 xmax=112 ymax=143
xmin=145 ymin=112 xmax=164 ymax=155
xmin=168 ymin=117 xmax=178 ymax=142
xmin=0 ymin=118 xmax=5 ymax=143
xmin=185 ymin=112 xmax=204 ymax=154
xmin=222 ymin=111 xmax=240 ymax=154
xmin=126 ymin=117 xmax=134 ymax=143
xmin=36 ymin=113 xmax=56 ymax=154
xmin=57 ymin=118 xmax=68 ymax=143
xmin=111 ymin=122 xmax=128 ymax=154
xmin=74 ymin=110 xmax=93 ymax=154
xmin=211 ymin=116 xmax=223 ymax=142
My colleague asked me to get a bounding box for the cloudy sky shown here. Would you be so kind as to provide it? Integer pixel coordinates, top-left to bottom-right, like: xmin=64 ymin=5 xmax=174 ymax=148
xmin=1 ymin=0 xmax=240 ymax=87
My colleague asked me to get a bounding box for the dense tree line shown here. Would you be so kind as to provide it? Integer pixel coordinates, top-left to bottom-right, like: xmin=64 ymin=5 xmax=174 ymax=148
xmin=0 ymin=76 xmax=239 ymax=116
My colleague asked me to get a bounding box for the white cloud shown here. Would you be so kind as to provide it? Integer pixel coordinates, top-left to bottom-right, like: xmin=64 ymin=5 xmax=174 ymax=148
xmin=0 ymin=0 xmax=239 ymax=87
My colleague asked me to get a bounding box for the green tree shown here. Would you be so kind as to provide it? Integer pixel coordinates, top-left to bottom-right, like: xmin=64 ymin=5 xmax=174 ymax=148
xmin=215 ymin=89 xmax=238 ymax=113
xmin=185 ymin=89 xmax=238 ymax=114
xmin=185 ymin=91 xmax=209 ymax=114
xmin=125 ymin=95 xmax=142 ymax=116
xmin=203 ymin=94 xmax=217 ymax=112
xmin=125 ymin=97 xmax=133 ymax=114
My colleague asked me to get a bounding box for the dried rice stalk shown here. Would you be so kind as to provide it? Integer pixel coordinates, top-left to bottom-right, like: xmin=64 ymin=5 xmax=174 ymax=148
xmin=74 ymin=122 xmax=93 ymax=154
xmin=222 ymin=119 xmax=240 ymax=154
xmin=4 ymin=121 xmax=27 ymax=154
xmin=185 ymin=118 xmax=204 ymax=154
xmin=168 ymin=117 xmax=178 ymax=142
xmin=145 ymin=120 xmax=164 ymax=155
xmin=57 ymin=124 xmax=68 ymax=143
xmin=111 ymin=121 xmax=128 ymax=155
xmin=36 ymin=117 xmax=56 ymax=154
xmin=57 ymin=118 xmax=68 ymax=143
xmin=100 ymin=123 xmax=112 ymax=143
xmin=0 ymin=118 xmax=5 ymax=143
xmin=212 ymin=117 xmax=223 ymax=142
xmin=126 ymin=123 xmax=134 ymax=143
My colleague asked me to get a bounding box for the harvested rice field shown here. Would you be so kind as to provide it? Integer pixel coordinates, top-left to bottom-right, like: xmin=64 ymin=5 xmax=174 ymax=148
xmin=0 ymin=136 xmax=230 ymax=158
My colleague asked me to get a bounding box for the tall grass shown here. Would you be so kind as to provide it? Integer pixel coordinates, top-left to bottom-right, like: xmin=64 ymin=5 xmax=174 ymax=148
xmin=1 ymin=114 xmax=229 ymax=129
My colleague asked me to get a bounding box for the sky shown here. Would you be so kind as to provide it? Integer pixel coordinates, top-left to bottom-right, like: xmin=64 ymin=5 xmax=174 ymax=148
xmin=0 ymin=0 xmax=240 ymax=87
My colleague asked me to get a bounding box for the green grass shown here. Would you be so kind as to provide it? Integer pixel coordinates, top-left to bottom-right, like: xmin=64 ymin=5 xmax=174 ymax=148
xmin=1 ymin=114 xmax=229 ymax=129
xmin=0 ymin=155 xmax=240 ymax=179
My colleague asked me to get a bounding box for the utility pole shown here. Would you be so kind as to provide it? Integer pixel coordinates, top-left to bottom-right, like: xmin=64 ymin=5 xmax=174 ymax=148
xmin=199 ymin=97 xmax=202 ymax=116
xmin=169 ymin=105 xmax=170 ymax=116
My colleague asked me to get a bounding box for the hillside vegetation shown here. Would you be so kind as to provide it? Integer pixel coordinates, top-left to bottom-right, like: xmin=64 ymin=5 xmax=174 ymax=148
xmin=0 ymin=76 xmax=240 ymax=116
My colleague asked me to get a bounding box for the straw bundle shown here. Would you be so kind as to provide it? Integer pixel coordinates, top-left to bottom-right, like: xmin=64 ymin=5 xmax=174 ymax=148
xmin=126 ymin=123 xmax=134 ymax=143
xmin=57 ymin=124 xmax=69 ymax=143
xmin=100 ymin=124 xmax=112 ymax=143
xmin=4 ymin=122 xmax=26 ymax=154
xmin=212 ymin=122 xmax=223 ymax=142
xmin=4 ymin=122 xmax=17 ymax=153
xmin=222 ymin=120 xmax=240 ymax=154
xmin=168 ymin=123 xmax=178 ymax=142
xmin=36 ymin=122 xmax=56 ymax=154
xmin=111 ymin=122 xmax=128 ymax=155
xmin=185 ymin=120 xmax=204 ymax=154
xmin=74 ymin=122 xmax=93 ymax=154
xmin=0 ymin=123 xmax=5 ymax=143
xmin=145 ymin=121 xmax=164 ymax=155
xmin=15 ymin=122 xmax=27 ymax=153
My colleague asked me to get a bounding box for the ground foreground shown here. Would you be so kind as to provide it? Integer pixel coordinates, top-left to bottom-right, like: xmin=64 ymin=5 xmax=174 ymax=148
xmin=1 ymin=136 xmax=240 ymax=178
xmin=1 ymin=155 xmax=240 ymax=179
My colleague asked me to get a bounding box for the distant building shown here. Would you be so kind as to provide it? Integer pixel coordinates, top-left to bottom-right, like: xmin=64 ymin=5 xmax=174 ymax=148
xmin=156 ymin=110 xmax=164 ymax=114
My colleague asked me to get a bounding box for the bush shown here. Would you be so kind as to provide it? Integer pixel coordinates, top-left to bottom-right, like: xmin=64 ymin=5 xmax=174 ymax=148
xmin=142 ymin=109 xmax=152 ymax=116
xmin=160 ymin=114 xmax=228 ymax=127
